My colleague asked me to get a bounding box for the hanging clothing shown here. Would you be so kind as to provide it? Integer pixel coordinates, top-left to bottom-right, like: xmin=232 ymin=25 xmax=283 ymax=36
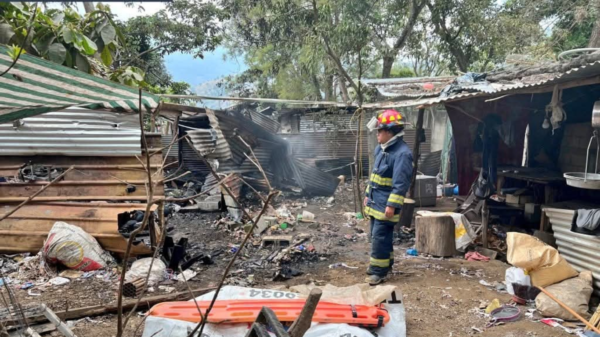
xmin=364 ymin=135 xmax=413 ymax=277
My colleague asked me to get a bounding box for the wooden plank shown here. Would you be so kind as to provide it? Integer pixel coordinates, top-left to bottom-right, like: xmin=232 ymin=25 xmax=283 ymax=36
xmin=0 ymin=182 xmax=163 ymax=198
xmin=0 ymin=203 xmax=155 ymax=254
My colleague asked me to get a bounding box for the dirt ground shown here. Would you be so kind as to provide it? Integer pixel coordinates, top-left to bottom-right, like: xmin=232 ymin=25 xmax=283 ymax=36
xmin=2 ymin=182 xmax=575 ymax=337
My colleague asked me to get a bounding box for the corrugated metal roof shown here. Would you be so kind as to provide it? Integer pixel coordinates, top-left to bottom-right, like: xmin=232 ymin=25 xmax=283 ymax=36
xmin=363 ymin=77 xmax=455 ymax=98
xmin=365 ymin=60 xmax=600 ymax=109
xmin=545 ymin=207 xmax=600 ymax=295
xmin=0 ymin=46 xmax=158 ymax=123
xmin=187 ymin=128 xmax=229 ymax=159
xmin=0 ymin=108 xmax=141 ymax=156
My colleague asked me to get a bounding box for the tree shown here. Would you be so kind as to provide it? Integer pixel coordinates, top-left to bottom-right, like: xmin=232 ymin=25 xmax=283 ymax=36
xmin=0 ymin=2 xmax=126 ymax=75
xmin=427 ymin=0 xmax=543 ymax=73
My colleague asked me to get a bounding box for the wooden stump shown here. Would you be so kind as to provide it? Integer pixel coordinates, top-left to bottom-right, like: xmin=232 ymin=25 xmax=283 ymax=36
xmin=415 ymin=215 xmax=456 ymax=257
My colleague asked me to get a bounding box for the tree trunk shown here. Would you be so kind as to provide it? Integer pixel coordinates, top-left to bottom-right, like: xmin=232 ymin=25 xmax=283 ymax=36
xmin=338 ymin=75 xmax=350 ymax=103
xmin=382 ymin=55 xmax=395 ymax=78
xmin=589 ymin=0 xmax=600 ymax=48
xmin=324 ymin=73 xmax=334 ymax=101
xmin=311 ymin=73 xmax=322 ymax=101
xmin=415 ymin=215 xmax=456 ymax=257
xmin=83 ymin=2 xmax=95 ymax=13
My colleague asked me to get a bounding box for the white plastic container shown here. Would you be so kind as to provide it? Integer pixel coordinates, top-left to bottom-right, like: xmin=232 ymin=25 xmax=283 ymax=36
xmin=505 ymin=267 xmax=531 ymax=295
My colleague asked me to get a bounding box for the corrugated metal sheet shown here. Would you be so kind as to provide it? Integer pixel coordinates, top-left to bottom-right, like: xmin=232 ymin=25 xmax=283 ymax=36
xmin=292 ymin=159 xmax=340 ymax=196
xmin=0 ymin=108 xmax=141 ymax=156
xmin=161 ymin=135 xmax=179 ymax=159
xmin=299 ymin=114 xmax=369 ymax=133
xmin=283 ymin=129 xmax=431 ymax=159
xmin=187 ymin=128 xmax=228 ymax=158
xmin=363 ymin=77 xmax=455 ymax=98
xmin=545 ymin=207 xmax=600 ymax=295
xmin=249 ymin=109 xmax=280 ymax=133
xmin=0 ymin=45 xmax=158 ymax=124
xmin=365 ymin=60 xmax=600 ymax=109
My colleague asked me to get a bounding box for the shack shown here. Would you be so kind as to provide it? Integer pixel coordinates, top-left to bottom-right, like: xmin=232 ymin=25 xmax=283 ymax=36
xmin=365 ymin=54 xmax=600 ymax=291
xmin=0 ymin=48 xmax=162 ymax=254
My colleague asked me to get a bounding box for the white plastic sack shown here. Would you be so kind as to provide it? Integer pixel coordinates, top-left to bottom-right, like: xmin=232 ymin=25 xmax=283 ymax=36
xmin=142 ymin=286 xmax=406 ymax=337
xmin=42 ymin=221 xmax=114 ymax=271
xmin=505 ymin=267 xmax=531 ymax=295
xmin=416 ymin=211 xmax=475 ymax=251
xmin=125 ymin=258 xmax=166 ymax=286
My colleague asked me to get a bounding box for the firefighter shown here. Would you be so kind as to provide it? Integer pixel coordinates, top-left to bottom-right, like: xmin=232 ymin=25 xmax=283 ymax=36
xmin=363 ymin=109 xmax=413 ymax=285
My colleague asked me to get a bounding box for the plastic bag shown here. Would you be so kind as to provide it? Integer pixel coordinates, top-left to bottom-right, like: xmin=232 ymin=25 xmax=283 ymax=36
xmin=535 ymin=271 xmax=593 ymax=321
xmin=507 ymin=232 xmax=578 ymax=287
xmin=42 ymin=222 xmax=114 ymax=271
xmin=505 ymin=267 xmax=531 ymax=295
xmin=125 ymin=258 xmax=166 ymax=286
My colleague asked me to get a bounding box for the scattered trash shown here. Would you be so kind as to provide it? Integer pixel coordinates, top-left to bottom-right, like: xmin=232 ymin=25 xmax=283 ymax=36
xmin=42 ymin=221 xmax=115 ymax=271
xmin=479 ymin=279 xmax=493 ymax=287
xmin=490 ymin=306 xmax=521 ymax=323
xmin=356 ymin=213 xmax=364 ymax=220
xmin=298 ymin=211 xmax=315 ymax=222
xmin=406 ymin=248 xmax=418 ymax=256
xmin=176 ymin=269 xmax=197 ymax=282
xmin=20 ymin=282 xmax=34 ymax=289
xmin=59 ymin=270 xmax=84 ymax=279
xmin=327 ymin=197 xmax=335 ymax=204
xmin=272 ymin=266 xmax=303 ymax=281
xmin=48 ymin=277 xmax=70 ymax=286
xmin=27 ymin=289 xmax=41 ymax=296
xmin=125 ymin=258 xmax=167 ymax=286
xmin=158 ymin=285 xmax=176 ymax=293
xmin=465 ymin=251 xmax=490 ymax=262
xmin=328 ymin=263 xmax=358 ymax=269
xmin=505 ymin=267 xmax=531 ymax=295
xmin=485 ymin=299 xmax=501 ymax=314
xmin=280 ymin=222 xmax=289 ymax=230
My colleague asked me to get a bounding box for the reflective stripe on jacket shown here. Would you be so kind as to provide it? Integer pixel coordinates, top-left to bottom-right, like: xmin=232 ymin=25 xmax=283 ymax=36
xmin=364 ymin=136 xmax=413 ymax=222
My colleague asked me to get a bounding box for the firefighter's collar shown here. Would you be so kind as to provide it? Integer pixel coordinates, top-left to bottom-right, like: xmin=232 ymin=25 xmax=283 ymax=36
xmin=381 ymin=131 xmax=405 ymax=150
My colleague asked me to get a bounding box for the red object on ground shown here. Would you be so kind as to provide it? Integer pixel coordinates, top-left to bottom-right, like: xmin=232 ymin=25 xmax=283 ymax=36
xmin=465 ymin=251 xmax=491 ymax=262
xmin=148 ymin=299 xmax=390 ymax=327
xmin=423 ymin=83 xmax=435 ymax=91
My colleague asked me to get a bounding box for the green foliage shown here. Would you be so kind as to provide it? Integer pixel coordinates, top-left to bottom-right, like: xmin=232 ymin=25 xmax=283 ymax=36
xmin=0 ymin=2 xmax=123 ymax=74
xmin=7 ymin=44 xmax=25 ymax=60
xmin=389 ymin=66 xmax=415 ymax=78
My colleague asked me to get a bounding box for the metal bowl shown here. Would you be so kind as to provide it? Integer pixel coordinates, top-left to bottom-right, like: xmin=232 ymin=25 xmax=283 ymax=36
xmin=564 ymin=172 xmax=600 ymax=190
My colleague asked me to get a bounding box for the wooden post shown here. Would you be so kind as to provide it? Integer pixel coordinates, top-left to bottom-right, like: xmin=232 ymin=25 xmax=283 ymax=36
xmin=415 ymin=215 xmax=456 ymax=257
xmin=408 ymin=108 xmax=425 ymax=198
xmin=288 ymin=288 xmax=322 ymax=337
xmin=354 ymin=111 xmax=364 ymax=216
